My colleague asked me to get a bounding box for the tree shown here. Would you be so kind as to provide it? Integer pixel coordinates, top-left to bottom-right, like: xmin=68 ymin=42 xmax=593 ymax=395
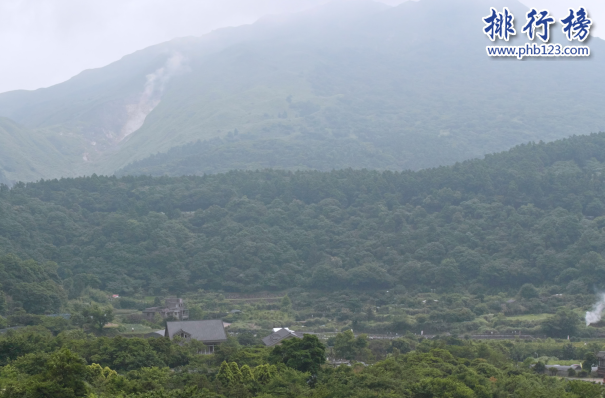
xmin=391 ymin=315 xmax=415 ymax=333
xmin=237 ymin=331 xmax=260 ymax=346
xmin=568 ymin=380 xmax=603 ymax=397
xmin=188 ymin=305 xmax=204 ymax=320
xmin=392 ymin=338 xmax=411 ymax=354
xmin=269 ymin=335 xmax=325 ymax=375
xmin=583 ymin=352 xmax=597 ymax=371
xmin=540 ymin=309 xmax=580 ymax=338
xmin=82 ymin=305 xmax=114 ymax=332
xmin=366 ymin=307 xmax=375 ymax=321
xmin=253 ymin=364 xmax=276 ymax=385
xmin=217 ymin=361 xmax=234 ymax=386
xmin=0 ymin=291 xmax=6 ymax=315
xmin=518 ymin=283 xmax=539 ymax=299
xmin=585 ymin=199 xmax=605 ymax=217
xmin=86 ymin=363 xmax=117 ymax=384
xmin=411 ymin=377 xmax=475 ymax=398
xmin=27 ymin=347 xmax=90 ymax=397
xmin=229 ymin=362 xmax=242 ymax=383
xmin=11 ymin=281 xmax=66 ymax=314
xmin=333 ymin=330 xmax=369 ymax=360
xmin=578 ymin=252 xmax=605 ymax=280
xmin=68 ymin=274 xmax=101 ymax=299
xmin=333 ymin=330 xmax=355 ymax=359
xmin=214 ymin=336 xmax=240 ymax=363
xmin=281 ymin=294 xmax=292 ymax=311
xmin=533 ymin=361 xmax=546 ymax=374
xmin=240 ymin=364 xmax=254 ymax=383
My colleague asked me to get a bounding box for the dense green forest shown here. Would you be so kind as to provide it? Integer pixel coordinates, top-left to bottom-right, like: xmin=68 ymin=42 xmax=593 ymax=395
xmin=2 ymin=133 xmax=605 ymax=296
xmin=0 ymin=255 xmax=66 ymax=316
xmin=2 ymin=326 xmax=605 ymax=398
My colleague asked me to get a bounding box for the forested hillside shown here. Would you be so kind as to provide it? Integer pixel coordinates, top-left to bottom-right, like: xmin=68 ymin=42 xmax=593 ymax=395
xmin=1 ymin=0 xmax=604 ymax=183
xmin=4 ymin=133 xmax=605 ymax=398
xmin=3 ymin=133 xmax=605 ymax=296
xmin=0 ymin=255 xmax=66 ymax=315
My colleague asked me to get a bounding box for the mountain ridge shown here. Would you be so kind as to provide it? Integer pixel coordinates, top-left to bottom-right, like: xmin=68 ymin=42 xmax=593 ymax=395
xmin=1 ymin=0 xmax=604 ymax=183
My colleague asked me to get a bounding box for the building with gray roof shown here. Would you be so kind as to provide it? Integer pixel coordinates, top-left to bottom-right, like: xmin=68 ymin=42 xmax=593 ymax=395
xmin=165 ymin=320 xmax=227 ymax=354
xmin=544 ymin=364 xmax=584 ymax=376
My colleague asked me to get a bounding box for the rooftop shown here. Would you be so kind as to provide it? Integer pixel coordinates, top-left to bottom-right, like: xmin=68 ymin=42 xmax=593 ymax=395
xmin=262 ymin=328 xmax=303 ymax=347
xmin=166 ymin=320 xmax=227 ymax=343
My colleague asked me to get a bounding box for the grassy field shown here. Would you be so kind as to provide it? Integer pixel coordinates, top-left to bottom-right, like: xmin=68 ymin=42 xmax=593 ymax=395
xmin=118 ymin=323 xmax=157 ymax=335
xmin=506 ymin=309 xmax=586 ymax=322
xmin=505 ymin=314 xmax=552 ymax=322
xmin=114 ymin=309 xmax=140 ymax=315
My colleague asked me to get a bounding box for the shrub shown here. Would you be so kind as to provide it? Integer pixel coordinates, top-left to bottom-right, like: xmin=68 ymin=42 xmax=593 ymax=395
xmin=473 ymin=304 xmax=489 ymax=315
xmin=519 ymin=283 xmax=539 ymax=299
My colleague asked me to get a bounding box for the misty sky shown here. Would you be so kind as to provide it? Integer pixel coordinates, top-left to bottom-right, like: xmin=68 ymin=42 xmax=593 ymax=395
xmin=0 ymin=0 xmax=602 ymax=94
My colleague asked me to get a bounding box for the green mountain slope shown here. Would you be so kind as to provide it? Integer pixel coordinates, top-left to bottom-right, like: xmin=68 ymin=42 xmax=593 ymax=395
xmin=111 ymin=0 xmax=605 ymax=176
xmin=0 ymin=118 xmax=77 ymax=185
xmin=3 ymin=133 xmax=605 ymax=295
xmin=1 ymin=0 xmax=604 ymax=181
xmin=116 ymin=137 xmax=398 ymax=176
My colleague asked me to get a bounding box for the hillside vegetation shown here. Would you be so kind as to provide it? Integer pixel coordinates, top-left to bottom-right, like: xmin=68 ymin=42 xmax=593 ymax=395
xmin=0 ymin=255 xmax=66 ymax=316
xmin=0 ymin=0 xmax=604 ymax=182
xmin=115 ymin=136 xmax=397 ymax=176
xmin=2 ymin=331 xmax=604 ymax=398
xmin=2 ymin=133 xmax=605 ymax=296
xmin=3 ymin=134 xmax=605 ymax=398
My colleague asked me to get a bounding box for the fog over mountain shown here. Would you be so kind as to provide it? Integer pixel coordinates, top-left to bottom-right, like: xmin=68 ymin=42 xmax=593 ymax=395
xmin=0 ymin=0 xmax=603 ymax=184
xmin=1 ymin=0 xmax=602 ymax=94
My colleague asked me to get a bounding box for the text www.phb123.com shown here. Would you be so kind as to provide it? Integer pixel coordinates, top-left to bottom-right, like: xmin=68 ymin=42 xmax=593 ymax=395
xmin=486 ymin=43 xmax=590 ymax=59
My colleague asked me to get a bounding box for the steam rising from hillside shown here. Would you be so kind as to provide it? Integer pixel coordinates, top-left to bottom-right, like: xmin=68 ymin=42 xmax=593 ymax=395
xmin=121 ymin=53 xmax=186 ymax=140
xmin=585 ymin=293 xmax=605 ymax=325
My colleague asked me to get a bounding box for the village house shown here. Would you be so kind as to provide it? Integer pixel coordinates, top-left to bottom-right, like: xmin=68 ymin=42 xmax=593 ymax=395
xmin=165 ymin=320 xmax=228 ymax=354
xmin=143 ymin=297 xmax=189 ymax=321
xmin=262 ymin=328 xmax=303 ymax=347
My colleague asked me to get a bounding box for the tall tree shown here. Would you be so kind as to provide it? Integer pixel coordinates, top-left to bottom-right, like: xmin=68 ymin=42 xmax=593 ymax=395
xmin=82 ymin=305 xmax=114 ymax=332
xmin=269 ymin=335 xmax=325 ymax=374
